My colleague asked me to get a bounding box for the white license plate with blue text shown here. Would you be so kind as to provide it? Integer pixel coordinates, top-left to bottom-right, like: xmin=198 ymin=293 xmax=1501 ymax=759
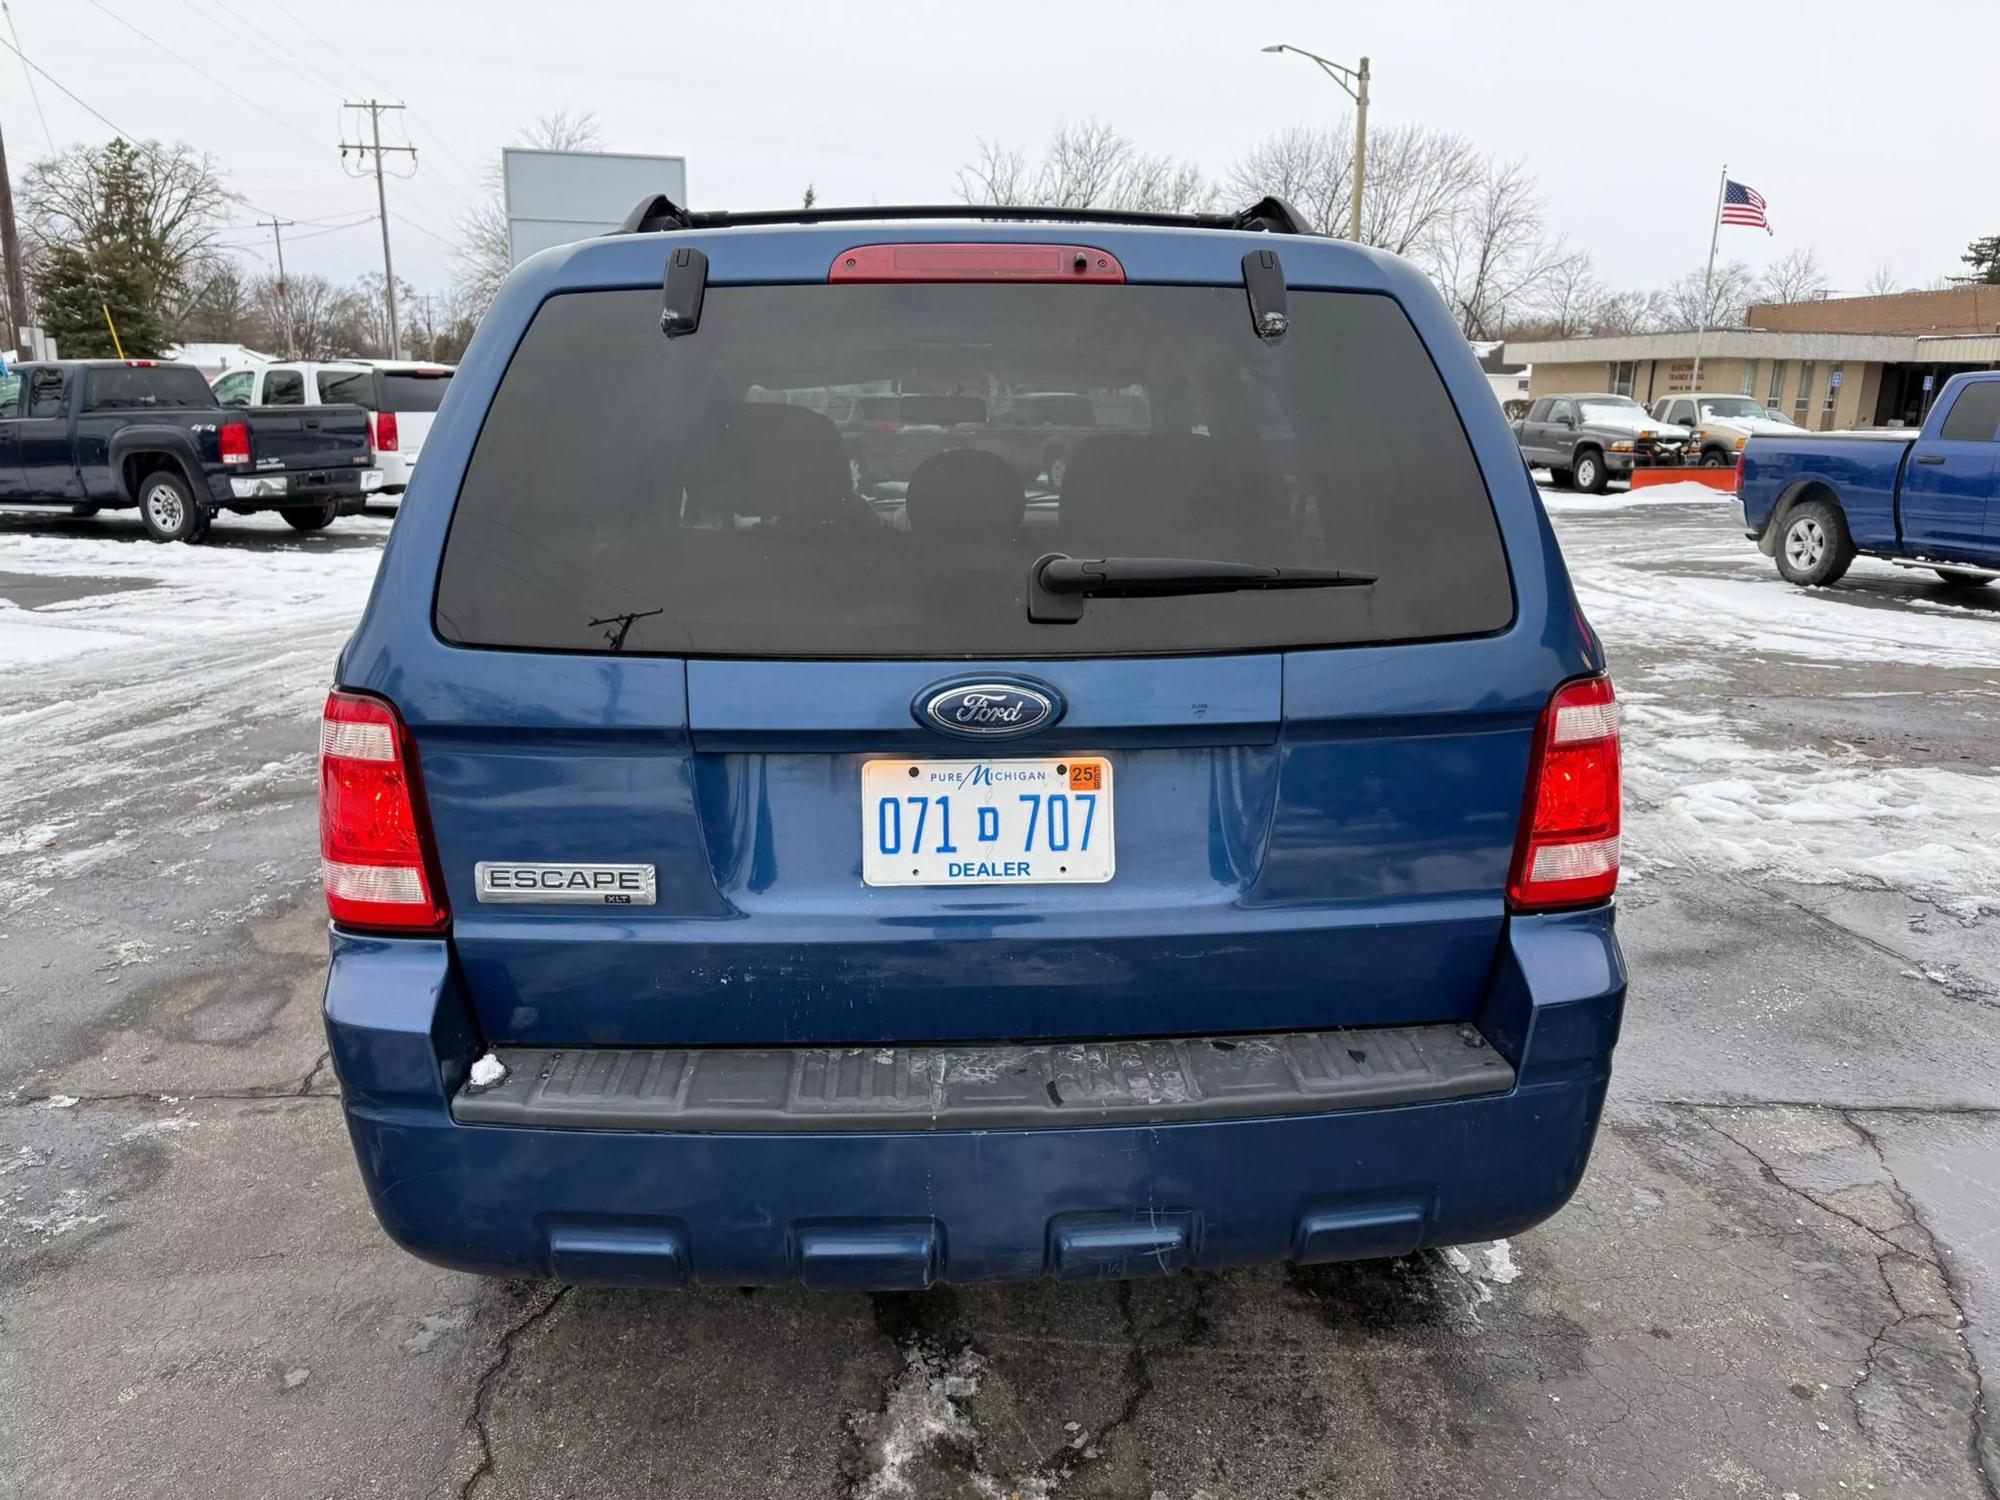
xmin=861 ymin=757 xmax=1114 ymax=886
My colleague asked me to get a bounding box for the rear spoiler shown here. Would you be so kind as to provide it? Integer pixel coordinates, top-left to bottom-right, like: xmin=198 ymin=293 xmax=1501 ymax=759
xmin=613 ymin=195 xmax=1315 ymax=238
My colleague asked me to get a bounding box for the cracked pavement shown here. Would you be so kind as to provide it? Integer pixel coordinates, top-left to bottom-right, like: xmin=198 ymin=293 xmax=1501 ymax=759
xmin=2 ymin=501 xmax=1998 ymax=1497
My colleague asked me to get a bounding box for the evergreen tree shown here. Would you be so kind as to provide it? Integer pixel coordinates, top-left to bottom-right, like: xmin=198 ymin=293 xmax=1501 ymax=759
xmin=1958 ymin=235 xmax=2000 ymax=285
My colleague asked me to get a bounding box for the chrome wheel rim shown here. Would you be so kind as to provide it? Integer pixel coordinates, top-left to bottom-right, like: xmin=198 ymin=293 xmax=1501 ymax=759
xmin=1785 ymin=516 xmax=1826 ymax=570
xmin=1576 ymin=457 xmax=1597 ymax=488
xmin=144 ymin=482 xmax=184 ymax=533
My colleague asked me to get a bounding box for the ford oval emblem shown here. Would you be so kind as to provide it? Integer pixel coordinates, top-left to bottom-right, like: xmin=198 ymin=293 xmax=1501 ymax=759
xmin=914 ymin=678 xmax=1064 ymax=740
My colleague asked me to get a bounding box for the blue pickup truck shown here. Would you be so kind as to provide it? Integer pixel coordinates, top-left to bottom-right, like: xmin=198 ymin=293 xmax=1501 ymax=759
xmin=1741 ymin=370 xmax=2000 ymax=588
xmin=319 ymin=197 xmax=1627 ymax=1289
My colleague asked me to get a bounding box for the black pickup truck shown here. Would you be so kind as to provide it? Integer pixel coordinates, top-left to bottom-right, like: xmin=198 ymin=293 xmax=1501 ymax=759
xmin=0 ymin=359 xmax=379 ymax=542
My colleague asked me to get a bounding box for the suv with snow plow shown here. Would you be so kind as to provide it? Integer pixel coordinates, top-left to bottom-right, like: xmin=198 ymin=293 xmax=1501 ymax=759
xmin=318 ymin=197 xmax=1627 ymax=1289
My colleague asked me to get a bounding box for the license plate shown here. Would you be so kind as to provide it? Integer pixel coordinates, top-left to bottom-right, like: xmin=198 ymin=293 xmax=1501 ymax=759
xmin=861 ymin=757 xmax=1113 ymax=886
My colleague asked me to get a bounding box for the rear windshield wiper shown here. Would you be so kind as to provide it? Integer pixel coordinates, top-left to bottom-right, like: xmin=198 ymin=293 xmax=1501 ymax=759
xmin=1029 ymin=552 xmax=1375 ymax=623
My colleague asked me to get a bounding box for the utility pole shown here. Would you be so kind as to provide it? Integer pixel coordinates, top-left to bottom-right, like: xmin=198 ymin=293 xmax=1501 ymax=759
xmin=340 ymin=101 xmax=415 ymax=357
xmin=256 ymin=217 xmax=297 ymax=359
xmin=1350 ymin=56 xmax=1370 ymax=244
xmin=1261 ymin=44 xmax=1371 ymax=242
xmin=0 ymin=117 xmax=29 ymax=356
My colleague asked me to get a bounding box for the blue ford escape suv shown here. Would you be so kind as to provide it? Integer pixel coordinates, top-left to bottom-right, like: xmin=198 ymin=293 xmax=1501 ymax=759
xmin=319 ymin=196 xmax=1625 ymax=1289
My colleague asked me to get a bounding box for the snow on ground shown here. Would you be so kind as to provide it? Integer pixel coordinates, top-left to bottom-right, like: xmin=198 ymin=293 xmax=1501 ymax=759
xmin=1546 ymin=501 xmax=2000 ymax=923
xmin=0 ymin=513 xmax=393 ymax=915
xmin=1539 ymin=479 xmax=1738 ymax=513
xmin=1621 ymin=699 xmax=2000 ymax=919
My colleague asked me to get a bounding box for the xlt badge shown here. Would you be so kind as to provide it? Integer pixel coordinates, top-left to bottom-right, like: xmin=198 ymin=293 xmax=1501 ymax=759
xmin=474 ymin=862 xmax=657 ymax=906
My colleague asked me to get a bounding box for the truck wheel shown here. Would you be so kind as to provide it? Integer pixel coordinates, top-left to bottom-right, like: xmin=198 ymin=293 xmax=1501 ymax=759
xmin=137 ymin=470 xmax=208 ymax=544
xmin=282 ymin=502 xmax=338 ymax=532
xmin=1774 ymin=499 xmax=1856 ymax=587
xmin=1933 ymin=567 xmax=1994 ymax=587
xmin=1573 ymin=450 xmax=1608 ymax=494
xmin=1700 ymin=448 xmax=1733 ymax=468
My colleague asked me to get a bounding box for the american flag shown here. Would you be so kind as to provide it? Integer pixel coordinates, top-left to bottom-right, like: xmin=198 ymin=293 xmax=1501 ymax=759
xmin=1720 ymin=179 xmax=1771 ymax=232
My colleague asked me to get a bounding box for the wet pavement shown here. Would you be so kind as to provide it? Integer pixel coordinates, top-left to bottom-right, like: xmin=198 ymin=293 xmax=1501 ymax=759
xmin=1 ymin=497 xmax=1996 ymax=1498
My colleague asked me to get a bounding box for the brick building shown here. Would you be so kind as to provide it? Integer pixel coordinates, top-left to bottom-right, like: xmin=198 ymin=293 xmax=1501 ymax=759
xmin=1504 ymin=284 xmax=2000 ymax=429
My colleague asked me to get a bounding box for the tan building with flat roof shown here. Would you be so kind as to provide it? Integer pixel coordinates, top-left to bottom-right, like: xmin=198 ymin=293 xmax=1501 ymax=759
xmin=1505 ymin=285 xmax=2000 ymax=430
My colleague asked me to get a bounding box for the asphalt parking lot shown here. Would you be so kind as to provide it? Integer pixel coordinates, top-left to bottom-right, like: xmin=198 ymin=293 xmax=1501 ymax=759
xmin=2 ymin=493 xmax=1997 ymax=1499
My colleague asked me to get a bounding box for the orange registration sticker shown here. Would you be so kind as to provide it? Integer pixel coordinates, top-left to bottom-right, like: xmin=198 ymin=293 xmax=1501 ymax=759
xmin=1068 ymin=762 xmax=1103 ymax=792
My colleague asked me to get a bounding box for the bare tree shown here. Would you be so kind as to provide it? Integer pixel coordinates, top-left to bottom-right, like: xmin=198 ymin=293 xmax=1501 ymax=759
xmin=1116 ymin=151 xmax=1210 ymax=214
xmin=1034 ymin=119 xmax=1131 ymax=207
xmin=1531 ymin=254 xmax=1604 ymax=339
xmin=250 ymin=271 xmax=370 ymax=359
xmin=1226 ymin=119 xmax=1480 ymax=259
xmin=955 ymin=139 xmax=1031 ymax=206
xmin=456 ymin=110 xmax=605 ymax=314
xmin=1753 ymin=245 xmax=1827 ymax=305
xmin=1222 ymin=125 xmax=1347 ymax=235
xmin=1661 ymin=261 xmax=1754 ymax=331
xmin=1360 ymin=124 xmax=1483 ymax=261
xmin=1588 ymin=288 xmax=1673 ymax=336
xmin=1430 ymin=158 xmax=1579 ymax=339
xmin=1862 ymin=263 xmax=1901 ymax=297
xmin=958 ymin=121 xmax=1208 ymax=214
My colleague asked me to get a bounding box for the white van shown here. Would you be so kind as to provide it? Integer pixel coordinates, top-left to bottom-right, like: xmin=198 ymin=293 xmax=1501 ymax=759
xmin=212 ymin=360 xmax=454 ymax=498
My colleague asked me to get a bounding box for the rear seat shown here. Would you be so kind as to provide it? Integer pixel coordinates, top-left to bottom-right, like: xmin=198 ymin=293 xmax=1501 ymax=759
xmin=1057 ymin=432 xmax=1294 ymax=559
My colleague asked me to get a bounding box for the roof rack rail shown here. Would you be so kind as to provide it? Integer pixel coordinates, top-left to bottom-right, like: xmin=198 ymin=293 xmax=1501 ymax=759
xmin=611 ymin=195 xmax=1316 ymax=238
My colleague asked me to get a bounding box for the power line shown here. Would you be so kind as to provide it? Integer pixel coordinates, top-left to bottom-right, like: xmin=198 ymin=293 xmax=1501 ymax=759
xmin=390 ymin=210 xmax=455 ymax=247
xmin=83 ymin=0 xmax=325 ymax=154
xmin=271 ymin=0 xmax=396 ymax=99
xmin=1 ymin=2 xmax=52 ymax=153
xmin=0 ymin=33 xmax=297 ymax=223
xmin=204 ymin=0 xmax=352 ymax=100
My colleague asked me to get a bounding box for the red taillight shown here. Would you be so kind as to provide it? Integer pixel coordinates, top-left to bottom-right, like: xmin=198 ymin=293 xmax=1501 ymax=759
xmin=375 ymin=410 xmax=399 ymax=452
xmin=1507 ymin=675 xmax=1621 ymax=912
xmin=218 ymin=421 xmax=251 ymax=466
xmin=319 ymin=690 xmax=447 ymax=933
xmin=829 ymin=243 xmax=1126 ymax=283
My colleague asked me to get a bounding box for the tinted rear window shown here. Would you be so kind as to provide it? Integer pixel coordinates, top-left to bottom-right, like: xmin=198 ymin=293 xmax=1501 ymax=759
xmin=318 ymin=369 xmax=377 ymax=409
xmin=83 ymin=366 xmax=215 ymax=411
xmin=436 ymin=284 xmax=1511 ymax=658
xmin=378 ymin=371 xmax=451 ymax=413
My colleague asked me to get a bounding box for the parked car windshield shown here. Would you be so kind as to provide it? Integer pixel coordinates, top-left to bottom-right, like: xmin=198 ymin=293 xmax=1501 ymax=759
xmin=435 ymin=283 xmax=1513 ymax=659
xmin=1576 ymin=397 xmax=1648 ymax=422
xmin=1697 ymin=397 xmax=1764 ymax=420
xmin=81 ymin=365 xmax=216 ymax=411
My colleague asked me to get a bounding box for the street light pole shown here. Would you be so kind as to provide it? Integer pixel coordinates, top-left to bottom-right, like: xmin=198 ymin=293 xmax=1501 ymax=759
xmin=1263 ymin=43 xmax=1371 ymax=242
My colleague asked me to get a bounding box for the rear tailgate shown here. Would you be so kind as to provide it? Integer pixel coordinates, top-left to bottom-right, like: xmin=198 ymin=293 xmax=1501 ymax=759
xmin=375 ymin=368 xmax=452 ymax=461
xmin=402 ymin=267 xmax=1553 ymax=1051
xmin=243 ymin=403 xmax=373 ymax=471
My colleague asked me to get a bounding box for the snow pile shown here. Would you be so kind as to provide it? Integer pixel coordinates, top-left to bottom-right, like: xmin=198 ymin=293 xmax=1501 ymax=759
xmin=1540 ymin=481 xmax=1735 ymax=513
xmin=848 ymin=1344 xmax=991 ymax=1500
xmin=1441 ymin=1238 xmax=1522 ymax=1306
xmin=466 ymin=1053 xmax=508 ymax=1090
xmin=1624 ymin=701 xmax=2000 ymax=919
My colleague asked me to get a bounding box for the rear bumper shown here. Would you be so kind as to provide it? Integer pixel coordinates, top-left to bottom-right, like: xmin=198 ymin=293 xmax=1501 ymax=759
xmin=205 ymin=465 xmax=377 ymax=511
xmin=324 ymin=910 xmax=1625 ymax=1287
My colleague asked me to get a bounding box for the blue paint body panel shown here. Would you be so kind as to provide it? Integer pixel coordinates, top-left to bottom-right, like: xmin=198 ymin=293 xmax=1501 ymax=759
xmin=1740 ymin=370 xmax=2000 ymax=566
xmin=324 ymin=214 xmax=1625 ymax=1284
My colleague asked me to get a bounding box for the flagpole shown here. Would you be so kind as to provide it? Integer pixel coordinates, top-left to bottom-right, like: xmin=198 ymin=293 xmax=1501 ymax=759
xmin=1690 ymin=165 xmax=1727 ymax=393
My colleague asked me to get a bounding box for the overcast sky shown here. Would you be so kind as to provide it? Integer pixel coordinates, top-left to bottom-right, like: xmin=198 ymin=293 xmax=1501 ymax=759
xmin=8 ymin=0 xmax=1997 ymax=302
